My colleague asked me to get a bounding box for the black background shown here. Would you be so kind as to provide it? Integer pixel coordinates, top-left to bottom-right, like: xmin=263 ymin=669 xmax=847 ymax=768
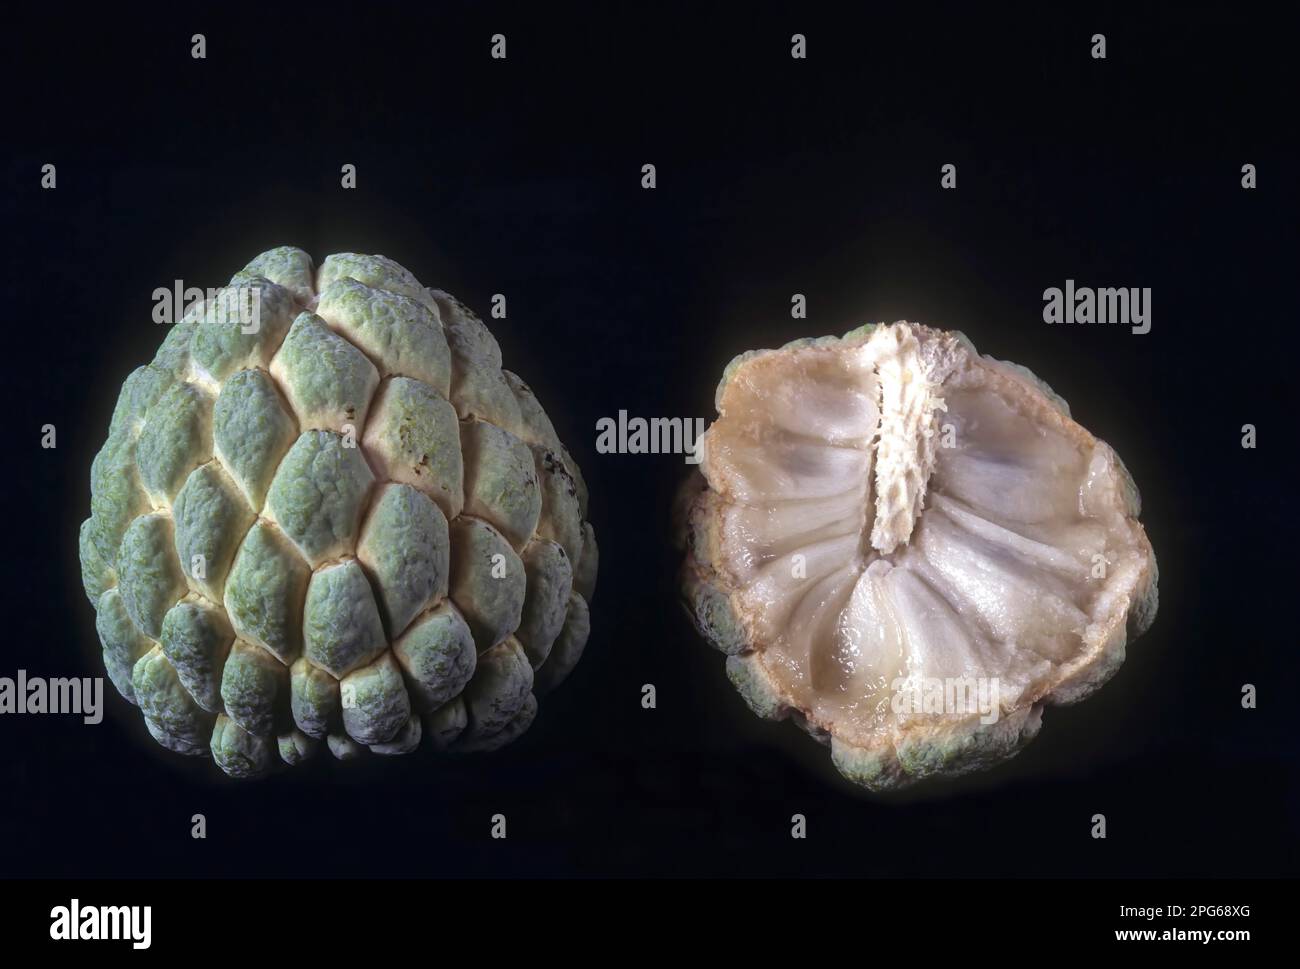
xmin=2 ymin=2 xmax=1296 ymax=879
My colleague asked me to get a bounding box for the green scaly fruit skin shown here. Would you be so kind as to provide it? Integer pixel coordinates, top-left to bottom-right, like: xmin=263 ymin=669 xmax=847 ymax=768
xmin=82 ymin=247 xmax=597 ymax=777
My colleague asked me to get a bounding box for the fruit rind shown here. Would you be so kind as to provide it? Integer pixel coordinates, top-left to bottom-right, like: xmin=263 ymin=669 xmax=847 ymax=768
xmin=84 ymin=248 xmax=596 ymax=777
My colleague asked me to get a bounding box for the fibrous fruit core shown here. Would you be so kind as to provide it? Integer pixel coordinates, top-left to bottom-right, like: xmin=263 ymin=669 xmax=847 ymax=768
xmin=679 ymin=322 xmax=1157 ymax=790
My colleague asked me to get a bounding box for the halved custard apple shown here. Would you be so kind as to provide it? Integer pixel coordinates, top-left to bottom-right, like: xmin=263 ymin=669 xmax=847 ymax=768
xmin=677 ymin=322 xmax=1158 ymax=791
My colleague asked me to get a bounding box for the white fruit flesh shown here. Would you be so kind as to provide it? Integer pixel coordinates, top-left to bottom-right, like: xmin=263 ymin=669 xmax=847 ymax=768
xmin=697 ymin=323 xmax=1155 ymax=759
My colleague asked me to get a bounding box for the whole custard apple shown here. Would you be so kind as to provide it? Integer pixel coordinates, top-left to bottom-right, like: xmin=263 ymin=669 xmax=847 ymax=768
xmin=678 ymin=322 xmax=1157 ymax=791
xmin=80 ymin=248 xmax=597 ymax=777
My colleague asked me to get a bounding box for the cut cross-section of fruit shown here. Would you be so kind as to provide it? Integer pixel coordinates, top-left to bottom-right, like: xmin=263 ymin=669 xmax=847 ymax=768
xmin=677 ymin=322 xmax=1158 ymax=791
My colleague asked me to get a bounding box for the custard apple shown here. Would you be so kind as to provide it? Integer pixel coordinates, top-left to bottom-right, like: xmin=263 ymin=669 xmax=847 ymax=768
xmin=81 ymin=247 xmax=597 ymax=777
xmin=678 ymin=322 xmax=1157 ymax=791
